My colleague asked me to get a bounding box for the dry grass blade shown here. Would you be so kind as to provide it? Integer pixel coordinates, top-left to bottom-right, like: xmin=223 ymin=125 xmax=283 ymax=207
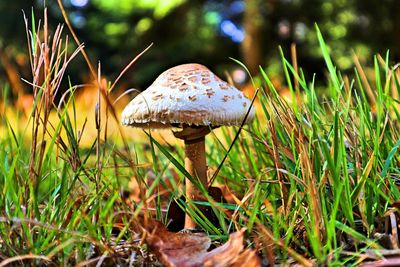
xmin=353 ymin=52 xmax=376 ymax=105
xmin=113 ymin=88 xmax=141 ymax=105
xmin=360 ymin=257 xmax=400 ymax=267
xmin=73 ymin=256 xmax=109 ymax=267
xmin=267 ymin=119 xmax=288 ymax=214
xmin=0 ymin=255 xmax=51 ymax=267
xmin=291 ymin=43 xmax=299 ymax=93
xmin=257 ymin=224 xmax=314 ymax=267
xmin=57 ymin=0 xmax=96 ymax=80
xmin=255 ymin=226 xmax=275 ymax=267
xmin=95 ymin=63 xmax=102 ymax=193
xmin=390 ymin=212 xmax=399 ymax=249
xmin=24 ymin=8 xmax=84 ymax=194
xmin=109 ymin=43 xmax=153 ymax=92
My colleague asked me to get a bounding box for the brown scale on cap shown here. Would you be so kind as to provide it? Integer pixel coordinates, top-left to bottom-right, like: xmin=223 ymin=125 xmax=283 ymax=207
xmin=204 ymin=88 xmax=215 ymax=98
xmin=222 ymin=95 xmax=230 ymax=102
xmin=188 ymin=95 xmax=197 ymax=101
xmin=152 ymin=94 xmax=164 ymax=101
xmin=238 ymin=93 xmax=243 ymax=99
xmin=219 ymin=83 xmax=229 ymax=90
xmin=201 ymin=71 xmax=210 ymax=77
xmin=201 ymin=77 xmax=211 ymax=84
xmin=179 ymin=83 xmax=189 ymax=91
xmin=188 ymin=76 xmax=198 ymax=83
xmin=243 ymin=102 xmax=247 ymax=108
xmin=183 ymin=70 xmax=196 ymax=77
xmin=172 ymin=77 xmax=183 ymax=82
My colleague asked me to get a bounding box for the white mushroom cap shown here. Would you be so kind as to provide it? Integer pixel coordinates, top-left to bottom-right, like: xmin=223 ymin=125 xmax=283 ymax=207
xmin=121 ymin=63 xmax=255 ymax=128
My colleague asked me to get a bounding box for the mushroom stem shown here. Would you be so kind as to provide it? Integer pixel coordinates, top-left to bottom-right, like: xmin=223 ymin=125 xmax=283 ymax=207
xmin=174 ymin=126 xmax=210 ymax=228
xmin=184 ymin=137 xmax=207 ymax=228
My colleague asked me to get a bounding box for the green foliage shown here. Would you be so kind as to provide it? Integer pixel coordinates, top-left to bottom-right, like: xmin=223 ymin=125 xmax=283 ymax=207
xmin=93 ymin=0 xmax=187 ymax=18
xmin=3 ymin=0 xmax=400 ymax=92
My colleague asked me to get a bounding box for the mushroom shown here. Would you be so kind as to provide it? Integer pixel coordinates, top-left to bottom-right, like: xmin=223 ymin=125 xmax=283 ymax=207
xmin=121 ymin=63 xmax=255 ymax=228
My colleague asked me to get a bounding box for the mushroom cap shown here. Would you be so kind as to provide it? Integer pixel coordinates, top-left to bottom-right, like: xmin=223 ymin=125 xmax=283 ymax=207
xmin=121 ymin=63 xmax=255 ymax=128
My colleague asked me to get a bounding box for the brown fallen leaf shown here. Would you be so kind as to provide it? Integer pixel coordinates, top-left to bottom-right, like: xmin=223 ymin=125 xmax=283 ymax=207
xmin=145 ymin=219 xmax=211 ymax=267
xmin=232 ymin=248 xmax=262 ymax=267
xmin=203 ymin=229 xmax=246 ymax=266
xmin=204 ymin=228 xmax=260 ymax=267
xmin=144 ymin=219 xmax=261 ymax=267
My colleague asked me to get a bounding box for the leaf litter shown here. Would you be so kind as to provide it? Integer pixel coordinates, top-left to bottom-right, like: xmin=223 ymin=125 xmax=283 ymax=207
xmin=142 ymin=219 xmax=261 ymax=267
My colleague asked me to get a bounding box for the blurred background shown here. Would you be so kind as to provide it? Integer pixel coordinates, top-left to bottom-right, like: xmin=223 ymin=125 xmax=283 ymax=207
xmin=1 ymin=0 xmax=400 ymax=102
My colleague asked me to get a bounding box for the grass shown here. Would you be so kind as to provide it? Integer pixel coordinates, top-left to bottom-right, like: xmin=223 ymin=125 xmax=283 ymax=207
xmin=1 ymin=8 xmax=400 ymax=266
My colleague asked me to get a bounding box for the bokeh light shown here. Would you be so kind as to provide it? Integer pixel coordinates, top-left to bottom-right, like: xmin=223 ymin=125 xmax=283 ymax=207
xmin=232 ymin=68 xmax=246 ymax=84
xmin=220 ymin=20 xmax=244 ymax=43
xmin=70 ymin=11 xmax=86 ymax=28
xmin=70 ymin=0 xmax=89 ymax=8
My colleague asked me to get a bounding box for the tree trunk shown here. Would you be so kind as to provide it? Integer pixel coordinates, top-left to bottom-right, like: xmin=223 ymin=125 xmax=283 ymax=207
xmin=241 ymin=0 xmax=265 ymax=76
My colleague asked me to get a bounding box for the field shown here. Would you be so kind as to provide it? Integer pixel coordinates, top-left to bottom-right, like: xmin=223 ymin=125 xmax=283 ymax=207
xmin=1 ymin=9 xmax=400 ymax=267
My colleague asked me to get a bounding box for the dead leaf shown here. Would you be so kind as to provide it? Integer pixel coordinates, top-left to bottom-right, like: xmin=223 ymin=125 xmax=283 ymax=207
xmin=232 ymin=249 xmax=262 ymax=267
xmin=144 ymin=219 xmax=261 ymax=267
xmin=204 ymin=228 xmax=261 ymax=267
xmin=145 ymin=219 xmax=211 ymax=267
xmin=203 ymin=229 xmax=245 ymax=266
